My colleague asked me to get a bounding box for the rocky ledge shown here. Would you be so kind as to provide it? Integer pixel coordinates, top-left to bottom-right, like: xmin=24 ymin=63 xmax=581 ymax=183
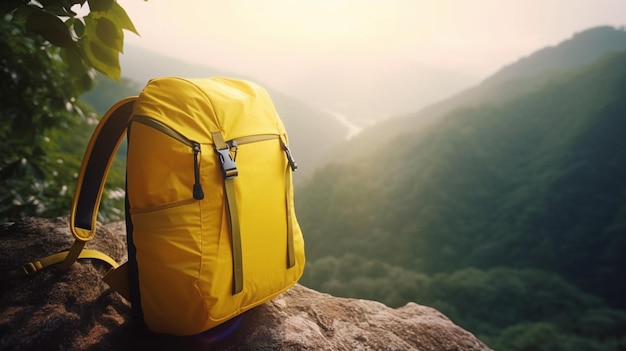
xmin=0 ymin=217 xmax=491 ymax=350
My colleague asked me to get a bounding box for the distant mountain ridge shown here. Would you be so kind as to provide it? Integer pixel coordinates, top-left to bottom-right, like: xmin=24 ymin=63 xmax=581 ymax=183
xmin=486 ymin=25 xmax=626 ymax=84
xmin=336 ymin=26 xmax=626 ymax=163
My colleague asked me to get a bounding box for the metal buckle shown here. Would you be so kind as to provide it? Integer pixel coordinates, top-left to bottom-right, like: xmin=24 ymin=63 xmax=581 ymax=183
xmin=22 ymin=262 xmax=38 ymax=275
xmin=215 ymin=146 xmax=238 ymax=179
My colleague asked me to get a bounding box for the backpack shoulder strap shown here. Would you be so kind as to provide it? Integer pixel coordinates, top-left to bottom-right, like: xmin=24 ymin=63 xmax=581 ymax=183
xmin=63 ymin=97 xmax=137 ymax=269
xmin=0 ymin=97 xmax=136 ymax=282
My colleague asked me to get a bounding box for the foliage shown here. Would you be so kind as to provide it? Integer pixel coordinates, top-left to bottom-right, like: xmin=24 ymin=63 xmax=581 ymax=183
xmin=300 ymin=254 xmax=431 ymax=307
xmin=1 ymin=18 xmax=80 ymax=219
xmin=302 ymin=255 xmax=626 ymax=350
xmin=1 ymin=0 xmax=139 ymax=81
xmin=0 ymin=1 xmax=139 ymax=221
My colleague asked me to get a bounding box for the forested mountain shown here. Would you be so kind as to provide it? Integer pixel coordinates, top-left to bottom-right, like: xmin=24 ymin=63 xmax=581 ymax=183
xmin=297 ymin=45 xmax=626 ymax=349
xmin=486 ymin=25 xmax=626 ymax=84
xmin=338 ymin=26 xmax=626 ymax=163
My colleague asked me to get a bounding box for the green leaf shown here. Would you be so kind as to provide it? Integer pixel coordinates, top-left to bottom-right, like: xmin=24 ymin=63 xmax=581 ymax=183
xmin=80 ymin=15 xmax=122 ymax=79
xmin=79 ymin=34 xmax=120 ymax=80
xmin=108 ymin=1 xmax=139 ymax=35
xmin=73 ymin=18 xmax=85 ymax=37
xmin=87 ymin=0 xmax=114 ymax=12
xmin=66 ymin=16 xmax=75 ymax=26
xmin=25 ymin=10 xmax=75 ymax=48
xmin=60 ymin=47 xmax=90 ymax=82
xmin=95 ymin=17 xmax=122 ymax=51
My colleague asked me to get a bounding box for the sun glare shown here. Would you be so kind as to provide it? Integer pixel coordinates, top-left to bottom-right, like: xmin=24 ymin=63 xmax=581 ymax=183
xmin=118 ymin=0 xmax=626 ymax=84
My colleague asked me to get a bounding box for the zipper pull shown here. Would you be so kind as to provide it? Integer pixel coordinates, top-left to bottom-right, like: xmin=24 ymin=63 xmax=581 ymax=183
xmin=192 ymin=142 xmax=205 ymax=200
xmin=281 ymin=142 xmax=298 ymax=172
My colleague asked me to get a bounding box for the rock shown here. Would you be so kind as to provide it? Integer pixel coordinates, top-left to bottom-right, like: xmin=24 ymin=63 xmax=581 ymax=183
xmin=0 ymin=217 xmax=492 ymax=350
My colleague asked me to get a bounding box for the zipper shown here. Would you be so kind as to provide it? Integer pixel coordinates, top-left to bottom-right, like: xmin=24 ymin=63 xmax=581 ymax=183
xmin=224 ymin=134 xmax=296 ymax=171
xmin=231 ymin=134 xmax=278 ymax=146
xmin=225 ymin=134 xmax=279 ymax=162
xmin=191 ymin=142 xmax=204 ymax=199
xmin=132 ymin=115 xmax=205 ymax=200
xmin=131 ymin=116 xmax=294 ymax=198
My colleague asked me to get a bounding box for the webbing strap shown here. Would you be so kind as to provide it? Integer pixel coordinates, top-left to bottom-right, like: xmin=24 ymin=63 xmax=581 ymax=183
xmin=211 ymin=131 xmax=244 ymax=295
xmin=285 ymin=166 xmax=296 ymax=268
xmin=280 ymin=135 xmax=297 ymax=269
xmin=0 ymin=249 xmax=119 ymax=281
xmin=224 ymin=179 xmax=243 ymax=294
xmin=60 ymin=239 xmax=86 ymax=270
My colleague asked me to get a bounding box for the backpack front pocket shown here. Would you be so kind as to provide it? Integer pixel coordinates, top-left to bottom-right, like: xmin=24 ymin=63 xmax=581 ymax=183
xmin=130 ymin=200 xmax=210 ymax=335
xmin=127 ymin=116 xmax=204 ymax=210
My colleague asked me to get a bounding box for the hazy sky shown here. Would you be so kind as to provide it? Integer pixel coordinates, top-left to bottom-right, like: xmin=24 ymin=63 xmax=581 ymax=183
xmin=117 ymin=0 xmax=625 ymax=89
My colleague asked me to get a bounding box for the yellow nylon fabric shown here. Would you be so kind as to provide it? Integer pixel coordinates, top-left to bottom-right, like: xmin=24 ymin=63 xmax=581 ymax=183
xmin=126 ymin=77 xmax=305 ymax=335
xmin=131 ymin=77 xmax=288 ymax=143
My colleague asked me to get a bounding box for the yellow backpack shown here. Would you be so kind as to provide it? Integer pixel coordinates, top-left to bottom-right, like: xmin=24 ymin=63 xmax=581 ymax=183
xmin=23 ymin=77 xmax=306 ymax=335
